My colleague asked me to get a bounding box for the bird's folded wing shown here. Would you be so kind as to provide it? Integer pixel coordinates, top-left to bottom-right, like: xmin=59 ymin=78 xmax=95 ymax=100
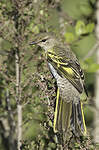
xmin=47 ymin=51 xmax=83 ymax=94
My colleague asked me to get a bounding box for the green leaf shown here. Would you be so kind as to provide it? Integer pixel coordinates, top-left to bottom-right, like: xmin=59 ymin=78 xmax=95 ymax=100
xmin=84 ymin=58 xmax=99 ymax=72
xmin=85 ymin=57 xmax=94 ymax=64
xmin=90 ymin=0 xmax=96 ymax=5
xmin=79 ymin=1 xmax=93 ymax=16
xmin=87 ymin=63 xmax=99 ymax=73
xmin=86 ymin=23 xmax=95 ymax=33
xmin=84 ymin=106 xmax=94 ymax=126
xmin=48 ymin=142 xmax=56 ymax=149
xmin=40 ymin=10 xmax=44 ymax=15
xmin=32 ymin=26 xmax=39 ymax=34
xmin=75 ymin=20 xmax=86 ymax=36
xmin=74 ymin=142 xmax=80 ymax=148
xmin=64 ymin=32 xmax=74 ymax=43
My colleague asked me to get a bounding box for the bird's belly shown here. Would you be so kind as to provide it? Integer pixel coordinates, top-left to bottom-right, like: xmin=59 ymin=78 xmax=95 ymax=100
xmin=48 ymin=62 xmax=80 ymax=103
xmin=57 ymin=77 xmax=80 ymax=103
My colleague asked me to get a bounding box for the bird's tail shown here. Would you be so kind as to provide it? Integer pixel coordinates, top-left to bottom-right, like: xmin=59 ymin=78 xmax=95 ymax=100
xmin=54 ymin=88 xmax=72 ymax=133
xmin=70 ymin=100 xmax=87 ymax=136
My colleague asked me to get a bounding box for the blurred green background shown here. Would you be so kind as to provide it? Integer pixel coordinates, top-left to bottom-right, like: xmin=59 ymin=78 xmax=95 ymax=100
xmin=0 ymin=0 xmax=99 ymax=149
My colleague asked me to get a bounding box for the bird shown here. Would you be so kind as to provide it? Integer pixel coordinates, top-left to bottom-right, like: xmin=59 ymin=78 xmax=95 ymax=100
xmin=30 ymin=32 xmax=87 ymax=138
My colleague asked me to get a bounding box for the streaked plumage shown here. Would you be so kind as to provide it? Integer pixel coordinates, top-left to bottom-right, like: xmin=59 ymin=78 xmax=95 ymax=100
xmin=30 ymin=32 xmax=87 ymax=137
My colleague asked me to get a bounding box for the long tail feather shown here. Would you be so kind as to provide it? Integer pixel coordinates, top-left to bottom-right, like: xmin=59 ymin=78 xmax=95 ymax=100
xmin=54 ymin=88 xmax=72 ymax=133
xmin=77 ymin=101 xmax=87 ymax=135
xmin=71 ymin=100 xmax=86 ymax=136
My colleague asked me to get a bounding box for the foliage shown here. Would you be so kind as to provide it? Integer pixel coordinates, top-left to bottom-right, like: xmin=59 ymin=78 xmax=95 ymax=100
xmin=0 ymin=0 xmax=98 ymax=149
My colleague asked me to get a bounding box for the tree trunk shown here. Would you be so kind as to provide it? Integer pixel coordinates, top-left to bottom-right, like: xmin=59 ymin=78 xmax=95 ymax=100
xmin=17 ymin=104 xmax=22 ymax=150
xmin=15 ymin=48 xmax=22 ymax=150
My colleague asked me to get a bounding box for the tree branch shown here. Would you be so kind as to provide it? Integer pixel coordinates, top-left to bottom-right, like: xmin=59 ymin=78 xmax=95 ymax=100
xmin=83 ymin=42 xmax=99 ymax=61
xmin=15 ymin=48 xmax=22 ymax=150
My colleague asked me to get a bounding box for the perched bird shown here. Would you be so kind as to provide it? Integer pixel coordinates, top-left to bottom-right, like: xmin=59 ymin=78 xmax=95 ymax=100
xmin=30 ymin=32 xmax=87 ymax=137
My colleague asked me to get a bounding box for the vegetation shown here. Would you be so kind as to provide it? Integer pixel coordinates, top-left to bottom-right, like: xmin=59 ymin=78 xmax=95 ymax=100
xmin=0 ymin=0 xmax=99 ymax=149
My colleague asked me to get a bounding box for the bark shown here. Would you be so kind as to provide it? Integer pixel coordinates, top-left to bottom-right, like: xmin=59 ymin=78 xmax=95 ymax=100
xmin=15 ymin=48 xmax=22 ymax=150
xmin=17 ymin=104 xmax=22 ymax=150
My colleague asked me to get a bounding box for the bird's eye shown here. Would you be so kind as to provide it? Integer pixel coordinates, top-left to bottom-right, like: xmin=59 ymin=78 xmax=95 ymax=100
xmin=42 ymin=39 xmax=47 ymax=42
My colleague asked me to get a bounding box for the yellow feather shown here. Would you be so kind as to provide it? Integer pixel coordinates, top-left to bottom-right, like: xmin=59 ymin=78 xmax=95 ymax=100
xmin=54 ymin=88 xmax=59 ymax=133
xmin=62 ymin=67 xmax=74 ymax=75
xmin=81 ymin=102 xmax=87 ymax=135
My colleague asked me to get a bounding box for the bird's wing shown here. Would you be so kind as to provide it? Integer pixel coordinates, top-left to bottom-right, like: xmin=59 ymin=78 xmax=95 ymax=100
xmin=47 ymin=49 xmax=84 ymax=94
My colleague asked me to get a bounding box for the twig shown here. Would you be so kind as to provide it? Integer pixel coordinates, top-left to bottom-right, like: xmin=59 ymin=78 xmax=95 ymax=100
xmin=83 ymin=42 xmax=99 ymax=61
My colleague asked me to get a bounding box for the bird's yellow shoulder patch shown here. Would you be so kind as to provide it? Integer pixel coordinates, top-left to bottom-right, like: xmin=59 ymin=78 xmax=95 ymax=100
xmin=62 ymin=67 xmax=74 ymax=75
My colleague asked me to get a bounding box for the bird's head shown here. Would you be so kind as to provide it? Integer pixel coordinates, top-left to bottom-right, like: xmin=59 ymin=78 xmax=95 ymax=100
xmin=30 ymin=32 xmax=57 ymax=51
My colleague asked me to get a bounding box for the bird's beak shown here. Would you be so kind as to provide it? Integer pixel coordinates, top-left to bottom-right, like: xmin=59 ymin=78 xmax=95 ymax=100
xmin=29 ymin=41 xmax=37 ymax=45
